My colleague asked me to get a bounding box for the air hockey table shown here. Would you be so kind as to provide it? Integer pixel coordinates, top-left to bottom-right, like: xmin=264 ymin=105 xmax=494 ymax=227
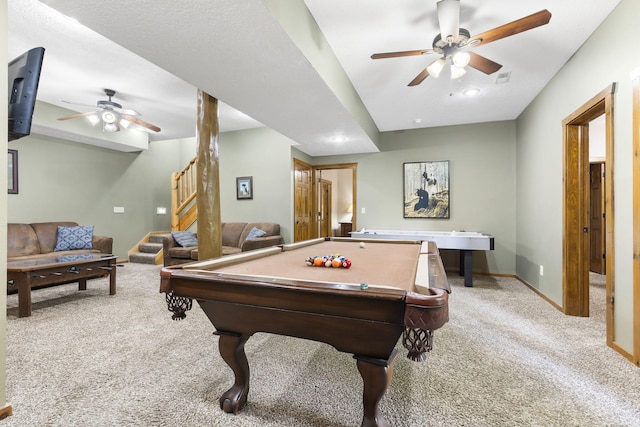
xmin=349 ymin=229 xmax=494 ymax=287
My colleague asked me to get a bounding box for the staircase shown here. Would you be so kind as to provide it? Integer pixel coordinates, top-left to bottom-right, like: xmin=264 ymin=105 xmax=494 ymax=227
xmin=128 ymin=232 xmax=171 ymax=265
xmin=128 ymin=158 xmax=198 ymax=265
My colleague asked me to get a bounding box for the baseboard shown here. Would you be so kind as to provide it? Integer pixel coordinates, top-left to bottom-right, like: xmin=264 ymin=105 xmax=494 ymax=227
xmin=0 ymin=403 xmax=13 ymax=420
xmin=610 ymin=341 xmax=637 ymax=365
xmin=515 ymin=275 xmax=563 ymax=312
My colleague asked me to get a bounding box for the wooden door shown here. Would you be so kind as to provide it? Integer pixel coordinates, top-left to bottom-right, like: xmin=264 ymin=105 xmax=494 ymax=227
xmin=294 ymin=158 xmax=314 ymax=242
xmin=319 ymin=179 xmax=332 ymax=237
xmin=589 ymin=162 xmax=606 ymax=274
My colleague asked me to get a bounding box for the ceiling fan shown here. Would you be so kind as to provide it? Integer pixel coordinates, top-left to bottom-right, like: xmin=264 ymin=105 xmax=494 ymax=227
xmin=57 ymin=89 xmax=161 ymax=133
xmin=371 ymin=0 xmax=552 ymax=86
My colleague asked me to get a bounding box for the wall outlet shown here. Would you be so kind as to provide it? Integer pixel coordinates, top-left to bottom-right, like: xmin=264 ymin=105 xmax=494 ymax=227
xmin=113 ymin=206 xmax=125 ymax=214
xmin=539 ymin=265 xmax=544 ymax=276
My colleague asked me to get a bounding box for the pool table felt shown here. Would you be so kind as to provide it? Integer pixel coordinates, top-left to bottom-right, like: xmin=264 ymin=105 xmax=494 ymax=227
xmin=188 ymin=240 xmax=422 ymax=292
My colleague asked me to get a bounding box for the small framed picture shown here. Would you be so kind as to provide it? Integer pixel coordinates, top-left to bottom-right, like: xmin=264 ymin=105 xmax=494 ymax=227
xmin=236 ymin=176 xmax=253 ymax=200
xmin=8 ymin=149 xmax=18 ymax=194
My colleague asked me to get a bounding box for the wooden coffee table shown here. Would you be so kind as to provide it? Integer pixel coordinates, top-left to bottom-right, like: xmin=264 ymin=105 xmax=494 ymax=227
xmin=7 ymin=253 xmax=118 ymax=318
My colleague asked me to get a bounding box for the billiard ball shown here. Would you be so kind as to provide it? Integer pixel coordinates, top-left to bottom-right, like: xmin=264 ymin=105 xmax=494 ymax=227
xmin=342 ymin=259 xmax=352 ymax=268
xmin=359 ymin=242 xmax=366 ymax=248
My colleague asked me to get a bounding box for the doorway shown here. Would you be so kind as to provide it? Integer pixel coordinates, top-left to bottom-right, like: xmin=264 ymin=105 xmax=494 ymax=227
xmin=293 ymin=160 xmax=357 ymax=242
xmin=562 ymin=84 xmax=615 ymax=347
xmin=589 ymin=161 xmax=605 ymax=275
xmin=293 ymin=158 xmax=313 ymax=242
xmin=319 ymin=179 xmax=332 ymax=238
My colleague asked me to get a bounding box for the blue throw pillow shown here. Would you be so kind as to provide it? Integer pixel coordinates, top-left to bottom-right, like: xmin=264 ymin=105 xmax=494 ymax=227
xmin=246 ymin=227 xmax=267 ymax=240
xmin=172 ymin=231 xmax=198 ymax=247
xmin=54 ymin=225 xmax=94 ymax=251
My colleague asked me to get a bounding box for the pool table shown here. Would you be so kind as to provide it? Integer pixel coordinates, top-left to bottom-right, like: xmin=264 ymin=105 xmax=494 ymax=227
xmin=160 ymin=237 xmax=450 ymax=427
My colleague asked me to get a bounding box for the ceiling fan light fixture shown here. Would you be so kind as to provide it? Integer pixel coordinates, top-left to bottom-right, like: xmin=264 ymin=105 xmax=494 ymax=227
xmin=452 ymin=51 xmax=470 ymax=68
xmin=120 ymin=119 xmax=131 ymax=129
xmin=427 ymin=58 xmax=446 ymax=78
xmin=450 ymin=65 xmax=467 ymax=79
xmin=103 ymin=121 xmax=119 ymax=133
xmin=87 ymin=114 xmax=100 ymax=126
xmin=101 ymin=110 xmax=118 ymax=124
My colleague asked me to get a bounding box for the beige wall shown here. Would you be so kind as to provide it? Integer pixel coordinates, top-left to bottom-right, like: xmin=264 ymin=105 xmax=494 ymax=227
xmin=218 ymin=127 xmax=297 ymax=243
xmin=7 ymin=117 xmax=517 ymax=277
xmin=313 ymin=121 xmax=517 ymax=275
xmin=516 ymin=0 xmax=636 ymax=352
xmin=6 ymin=135 xmax=180 ymax=258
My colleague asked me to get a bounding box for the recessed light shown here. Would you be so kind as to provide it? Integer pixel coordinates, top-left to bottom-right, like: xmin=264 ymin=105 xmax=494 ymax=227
xmin=331 ymin=136 xmax=346 ymax=143
xmin=463 ymin=88 xmax=480 ymax=96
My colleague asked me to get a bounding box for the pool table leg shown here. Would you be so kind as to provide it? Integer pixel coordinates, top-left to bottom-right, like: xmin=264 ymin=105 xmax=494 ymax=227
xmin=216 ymin=331 xmax=250 ymax=414
xmin=355 ymin=350 xmax=397 ymax=427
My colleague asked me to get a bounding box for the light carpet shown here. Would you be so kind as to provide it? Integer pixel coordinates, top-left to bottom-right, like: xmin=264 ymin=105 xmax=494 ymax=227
xmin=4 ymin=264 xmax=638 ymax=426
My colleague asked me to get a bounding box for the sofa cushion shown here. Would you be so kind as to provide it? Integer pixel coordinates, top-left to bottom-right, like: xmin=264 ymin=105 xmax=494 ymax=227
xmin=7 ymin=223 xmax=40 ymax=258
xmin=30 ymin=221 xmax=79 ymax=254
xmin=168 ymin=246 xmax=195 ymax=259
xmin=221 ymin=222 xmax=247 ymax=247
xmin=245 ymin=226 xmax=267 ymax=240
xmin=171 ymin=230 xmax=198 ymax=247
xmin=54 ymin=225 xmax=94 ymax=251
xmin=239 ymin=222 xmax=280 ymax=243
xmin=223 ymin=246 xmax=242 ymax=256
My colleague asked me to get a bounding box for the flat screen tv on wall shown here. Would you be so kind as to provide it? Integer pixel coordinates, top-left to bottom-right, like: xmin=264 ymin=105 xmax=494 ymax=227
xmin=8 ymin=46 xmax=45 ymax=141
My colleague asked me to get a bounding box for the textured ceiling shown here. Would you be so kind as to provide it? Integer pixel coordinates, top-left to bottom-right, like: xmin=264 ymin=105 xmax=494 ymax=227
xmin=9 ymin=0 xmax=621 ymax=155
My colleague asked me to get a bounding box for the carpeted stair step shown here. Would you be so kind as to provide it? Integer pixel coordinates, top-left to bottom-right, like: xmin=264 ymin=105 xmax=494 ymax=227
xmin=138 ymin=242 xmax=163 ymax=254
xmin=128 ymin=252 xmax=158 ymax=265
xmin=149 ymin=233 xmax=171 ymax=244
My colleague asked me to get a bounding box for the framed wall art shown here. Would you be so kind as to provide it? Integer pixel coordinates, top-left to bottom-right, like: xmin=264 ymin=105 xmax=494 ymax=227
xmin=8 ymin=149 xmax=18 ymax=194
xmin=236 ymin=176 xmax=253 ymax=200
xmin=403 ymin=161 xmax=449 ymax=218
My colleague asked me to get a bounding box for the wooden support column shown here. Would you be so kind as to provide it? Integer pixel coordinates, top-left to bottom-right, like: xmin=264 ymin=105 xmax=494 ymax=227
xmin=196 ymin=90 xmax=222 ymax=260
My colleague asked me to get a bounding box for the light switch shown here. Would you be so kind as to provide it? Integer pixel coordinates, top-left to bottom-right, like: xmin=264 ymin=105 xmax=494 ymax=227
xmin=113 ymin=207 xmax=125 ymax=214
xmin=156 ymin=207 xmax=167 ymax=215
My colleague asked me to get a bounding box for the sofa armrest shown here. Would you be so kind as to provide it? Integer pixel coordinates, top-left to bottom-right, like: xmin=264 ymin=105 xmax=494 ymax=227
xmin=163 ymin=236 xmax=179 ymax=266
xmin=240 ymin=235 xmax=284 ymax=252
xmin=92 ymin=235 xmax=113 ymax=254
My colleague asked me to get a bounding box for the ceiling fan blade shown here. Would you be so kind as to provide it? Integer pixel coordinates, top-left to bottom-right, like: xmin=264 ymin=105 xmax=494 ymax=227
xmin=57 ymin=111 xmax=98 ymax=121
xmin=113 ymin=106 xmax=140 ymax=116
xmin=408 ymin=68 xmax=430 ymax=86
xmin=468 ymin=9 xmax=552 ymax=48
xmin=467 ymin=52 xmax=502 ymax=75
xmin=371 ymin=49 xmax=433 ymax=60
xmin=60 ymin=99 xmax=98 ymax=109
xmin=437 ymin=0 xmax=460 ymax=43
xmin=121 ymin=114 xmax=161 ymax=132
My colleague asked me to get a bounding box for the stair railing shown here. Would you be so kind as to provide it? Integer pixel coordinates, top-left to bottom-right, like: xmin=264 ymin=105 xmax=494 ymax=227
xmin=171 ymin=157 xmax=198 ymax=231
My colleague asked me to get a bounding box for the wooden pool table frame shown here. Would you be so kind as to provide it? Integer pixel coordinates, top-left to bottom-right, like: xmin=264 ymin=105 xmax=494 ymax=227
xmin=160 ymin=238 xmax=449 ymax=427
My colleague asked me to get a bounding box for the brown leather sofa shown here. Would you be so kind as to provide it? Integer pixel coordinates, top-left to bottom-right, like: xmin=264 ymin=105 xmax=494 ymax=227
xmin=163 ymin=222 xmax=283 ymax=266
xmin=7 ymin=221 xmax=113 ymax=261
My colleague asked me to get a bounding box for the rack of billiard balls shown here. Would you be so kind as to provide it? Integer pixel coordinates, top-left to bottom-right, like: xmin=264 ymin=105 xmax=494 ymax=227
xmin=305 ymin=254 xmax=352 ymax=268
